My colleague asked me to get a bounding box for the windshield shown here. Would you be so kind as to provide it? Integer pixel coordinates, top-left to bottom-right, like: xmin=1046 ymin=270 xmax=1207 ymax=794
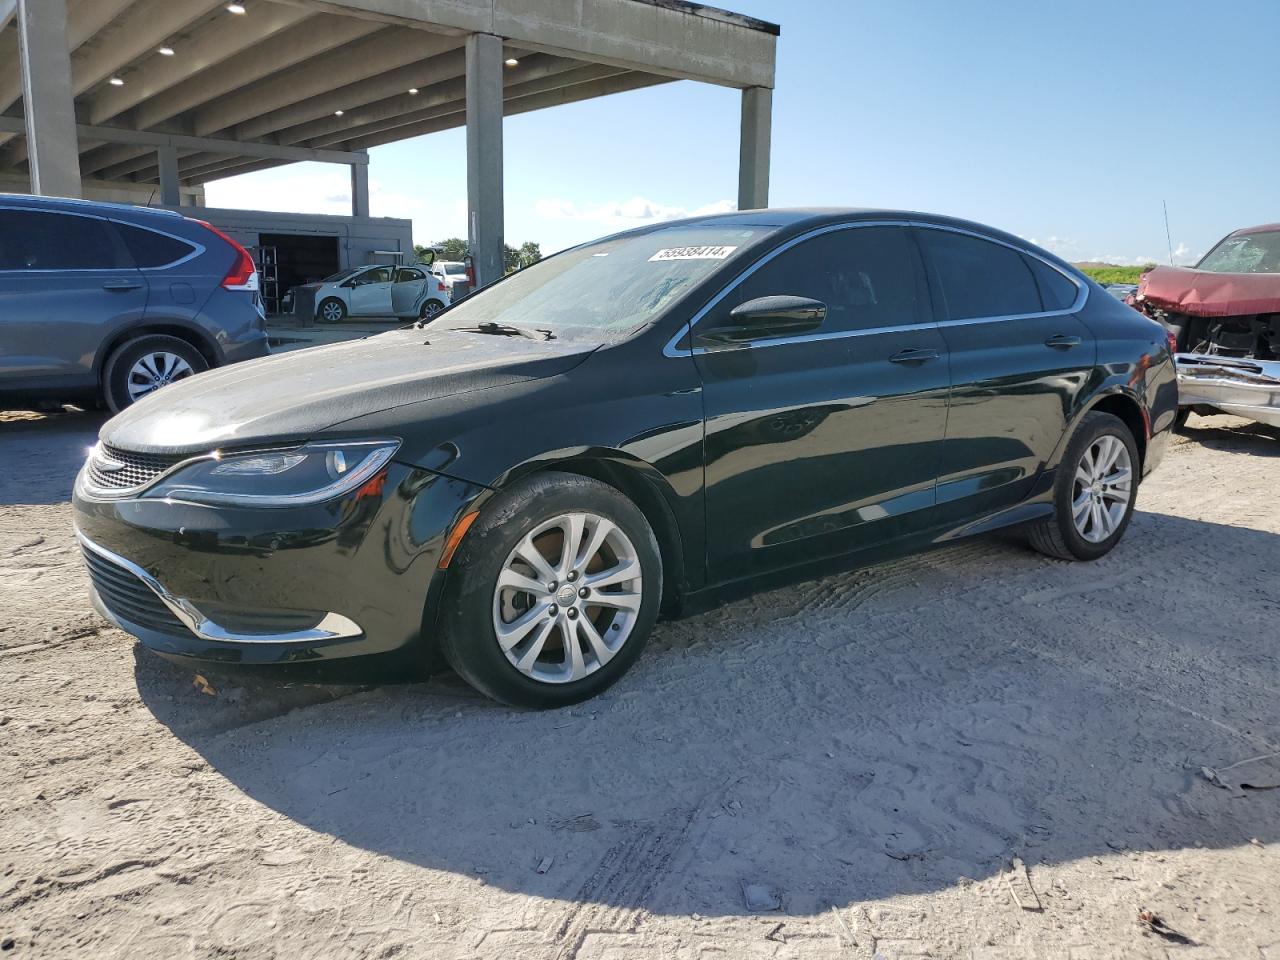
xmin=1197 ymin=230 xmax=1280 ymax=274
xmin=434 ymin=224 xmax=775 ymax=340
xmin=322 ymin=268 xmax=361 ymax=283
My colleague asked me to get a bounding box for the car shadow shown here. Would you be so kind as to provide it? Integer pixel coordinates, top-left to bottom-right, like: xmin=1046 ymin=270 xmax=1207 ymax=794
xmin=134 ymin=509 xmax=1280 ymax=917
xmin=1178 ymin=413 xmax=1280 ymax=456
xmin=0 ymin=408 xmax=106 ymax=505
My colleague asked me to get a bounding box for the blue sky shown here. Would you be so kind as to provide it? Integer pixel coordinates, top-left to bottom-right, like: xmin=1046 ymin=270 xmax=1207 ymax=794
xmin=207 ymin=0 xmax=1280 ymax=265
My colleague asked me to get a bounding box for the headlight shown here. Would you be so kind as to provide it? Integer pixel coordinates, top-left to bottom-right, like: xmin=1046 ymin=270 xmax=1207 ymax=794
xmin=144 ymin=440 xmax=398 ymax=507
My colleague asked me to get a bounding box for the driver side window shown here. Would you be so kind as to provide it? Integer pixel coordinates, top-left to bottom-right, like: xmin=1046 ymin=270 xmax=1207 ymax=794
xmin=725 ymin=226 xmax=926 ymax=333
xmin=354 ymin=267 xmax=390 ymax=285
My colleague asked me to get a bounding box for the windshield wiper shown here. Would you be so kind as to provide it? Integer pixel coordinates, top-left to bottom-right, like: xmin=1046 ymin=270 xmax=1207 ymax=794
xmin=456 ymin=321 xmax=556 ymax=341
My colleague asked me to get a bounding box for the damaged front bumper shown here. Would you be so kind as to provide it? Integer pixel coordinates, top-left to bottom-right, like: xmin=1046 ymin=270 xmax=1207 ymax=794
xmin=1175 ymin=353 xmax=1280 ymax=427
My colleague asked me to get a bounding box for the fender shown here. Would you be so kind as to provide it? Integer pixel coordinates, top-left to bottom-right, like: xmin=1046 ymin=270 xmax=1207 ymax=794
xmin=1047 ymin=378 xmax=1149 ymax=474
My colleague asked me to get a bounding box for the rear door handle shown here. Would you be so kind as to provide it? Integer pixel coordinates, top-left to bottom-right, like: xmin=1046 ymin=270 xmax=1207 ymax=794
xmin=102 ymin=279 xmax=142 ymax=292
xmin=888 ymin=348 xmax=940 ymax=364
xmin=1044 ymin=334 xmax=1082 ymax=350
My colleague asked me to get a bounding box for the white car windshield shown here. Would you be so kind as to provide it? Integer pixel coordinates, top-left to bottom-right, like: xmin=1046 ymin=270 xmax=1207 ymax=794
xmin=433 ymin=224 xmax=775 ymax=340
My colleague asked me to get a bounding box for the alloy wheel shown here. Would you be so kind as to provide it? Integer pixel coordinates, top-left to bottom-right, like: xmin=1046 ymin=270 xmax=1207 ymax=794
xmin=492 ymin=512 xmax=643 ymax=684
xmin=126 ymin=352 xmax=194 ymax=402
xmin=321 ymin=301 xmax=344 ymax=322
xmin=1071 ymin=434 xmax=1132 ymax=543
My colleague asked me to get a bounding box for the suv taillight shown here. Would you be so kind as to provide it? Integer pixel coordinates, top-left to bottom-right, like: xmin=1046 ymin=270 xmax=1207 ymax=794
xmin=193 ymin=219 xmax=259 ymax=291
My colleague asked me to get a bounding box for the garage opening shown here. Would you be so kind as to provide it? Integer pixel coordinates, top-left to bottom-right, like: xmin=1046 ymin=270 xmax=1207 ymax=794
xmin=257 ymin=233 xmax=341 ymax=315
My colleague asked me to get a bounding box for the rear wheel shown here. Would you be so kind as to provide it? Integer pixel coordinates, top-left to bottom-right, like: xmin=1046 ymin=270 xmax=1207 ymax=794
xmin=102 ymin=334 xmax=207 ymax=412
xmin=439 ymin=472 xmax=662 ymax=708
xmin=419 ymin=299 xmax=445 ymax=321
xmin=1027 ymin=411 xmax=1139 ymax=561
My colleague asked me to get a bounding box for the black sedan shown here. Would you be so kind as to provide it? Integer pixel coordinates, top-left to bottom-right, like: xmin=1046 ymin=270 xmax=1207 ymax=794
xmin=73 ymin=209 xmax=1178 ymax=707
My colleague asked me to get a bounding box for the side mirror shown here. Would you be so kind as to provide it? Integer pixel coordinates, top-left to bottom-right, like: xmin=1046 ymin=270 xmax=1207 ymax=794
xmin=699 ymin=295 xmax=826 ymax=345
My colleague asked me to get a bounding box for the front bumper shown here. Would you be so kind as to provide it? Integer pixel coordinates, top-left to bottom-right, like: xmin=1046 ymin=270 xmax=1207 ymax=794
xmin=1175 ymin=353 xmax=1280 ymax=427
xmin=72 ymin=461 xmax=486 ymax=664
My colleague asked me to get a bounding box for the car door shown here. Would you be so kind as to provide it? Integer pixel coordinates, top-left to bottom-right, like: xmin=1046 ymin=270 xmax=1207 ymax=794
xmin=347 ymin=266 xmax=392 ymax=316
xmin=914 ymin=226 xmax=1095 ymax=519
xmin=0 ymin=206 xmax=147 ymax=391
xmin=390 ymin=266 xmax=428 ymax=316
xmin=695 ymin=223 xmax=951 ymax=583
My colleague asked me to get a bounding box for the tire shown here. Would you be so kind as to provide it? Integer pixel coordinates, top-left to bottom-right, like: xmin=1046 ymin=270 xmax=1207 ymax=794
xmin=419 ymin=299 xmax=445 ymax=321
xmin=317 ymin=298 xmax=347 ymax=323
xmin=1173 ymin=408 xmax=1192 ymax=433
xmin=102 ymin=334 xmax=208 ymax=413
xmin=439 ymin=472 xmax=663 ymax=708
xmin=1027 ymin=411 xmax=1140 ymax=561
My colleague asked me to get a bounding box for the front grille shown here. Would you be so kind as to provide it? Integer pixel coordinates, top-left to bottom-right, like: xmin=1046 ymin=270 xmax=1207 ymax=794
xmin=86 ymin=444 xmax=187 ymax=492
xmin=82 ymin=546 xmax=190 ymax=637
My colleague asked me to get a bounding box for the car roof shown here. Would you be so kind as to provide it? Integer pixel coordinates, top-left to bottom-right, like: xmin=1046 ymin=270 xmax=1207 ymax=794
xmin=1231 ymin=222 xmax=1280 ymax=236
xmin=0 ymin=192 xmax=185 ymax=222
xmin=597 ymin=207 xmax=1074 ymax=270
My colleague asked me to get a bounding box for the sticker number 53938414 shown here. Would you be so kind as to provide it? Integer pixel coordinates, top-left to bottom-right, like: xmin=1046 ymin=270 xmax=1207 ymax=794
xmin=648 ymin=245 xmax=738 ymax=262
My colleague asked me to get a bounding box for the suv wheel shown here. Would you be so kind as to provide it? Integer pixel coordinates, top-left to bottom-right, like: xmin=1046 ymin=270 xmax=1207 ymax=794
xmin=102 ymin=334 xmax=208 ymax=412
xmin=439 ymin=472 xmax=663 ymax=708
xmin=1027 ymin=411 xmax=1139 ymax=561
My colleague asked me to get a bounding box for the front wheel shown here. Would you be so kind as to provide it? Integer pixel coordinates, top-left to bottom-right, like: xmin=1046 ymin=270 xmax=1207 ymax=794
xmin=439 ymin=472 xmax=662 ymax=708
xmin=317 ymin=297 xmax=347 ymax=323
xmin=1027 ymin=411 xmax=1139 ymax=561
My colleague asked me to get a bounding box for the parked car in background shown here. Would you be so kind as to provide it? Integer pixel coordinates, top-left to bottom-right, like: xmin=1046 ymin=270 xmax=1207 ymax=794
xmin=0 ymin=194 xmax=268 ymax=412
xmin=1104 ymin=282 xmax=1138 ymax=301
xmin=431 ymin=260 xmax=471 ymax=300
xmin=74 ymin=209 xmax=1176 ymax=708
xmin=295 ymin=263 xmax=449 ymax=324
xmin=1129 ymin=222 xmax=1280 ymax=428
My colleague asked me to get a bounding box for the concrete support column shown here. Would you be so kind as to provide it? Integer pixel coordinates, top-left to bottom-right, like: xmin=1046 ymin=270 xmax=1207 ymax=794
xmin=466 ymin=32 xmax=504 ymax=287
xmin=17 ymin=0 xmax=81 ymax=197
xmin=737 ymin=86 xmax=772 ymax=211
xmin=350 ymin=154 xmax=370 ymax=218
xmin=157 ymin=145 xmax=180 ymax=206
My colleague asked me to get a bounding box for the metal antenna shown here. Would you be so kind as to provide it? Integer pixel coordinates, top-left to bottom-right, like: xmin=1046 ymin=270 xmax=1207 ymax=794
xmin=1163 ymin=199 xmax=1174 ymax=265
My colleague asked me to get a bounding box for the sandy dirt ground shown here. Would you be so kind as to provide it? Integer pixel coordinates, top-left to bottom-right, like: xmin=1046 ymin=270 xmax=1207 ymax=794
xmin=1 ymin=408 xmax=1278 ymax=959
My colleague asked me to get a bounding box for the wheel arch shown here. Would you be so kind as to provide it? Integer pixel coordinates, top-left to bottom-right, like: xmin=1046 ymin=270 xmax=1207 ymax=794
xmin=1058 ymin=387 xmax=1149 ymax=472
xmin=95 ymin=320 xmax=221 ymax=380
xmin=497 ymin=451 xmax=689 ymax=618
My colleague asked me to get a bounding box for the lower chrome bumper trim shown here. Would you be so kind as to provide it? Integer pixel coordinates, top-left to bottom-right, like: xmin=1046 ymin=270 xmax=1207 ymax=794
xmin=76 ymin=531 xmax=363 ymax=645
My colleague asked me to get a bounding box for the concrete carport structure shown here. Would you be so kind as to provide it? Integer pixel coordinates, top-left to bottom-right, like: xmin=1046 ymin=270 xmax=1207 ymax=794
xmin=0 ymin=0 xmax=778 ymax=285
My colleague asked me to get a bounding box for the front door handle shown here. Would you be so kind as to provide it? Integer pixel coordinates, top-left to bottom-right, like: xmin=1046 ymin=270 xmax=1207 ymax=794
xmin=888 ymin=348 xmax=940 ymax=365
xmin=102 ymin=279 xmax=142 ymax=292
xmin=1044 ymin=334 xmax=1082 ymax=350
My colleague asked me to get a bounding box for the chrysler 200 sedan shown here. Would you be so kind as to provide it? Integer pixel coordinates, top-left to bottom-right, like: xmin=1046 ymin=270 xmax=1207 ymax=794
xmin=73 ymin=210 xmax=1178 ymax=708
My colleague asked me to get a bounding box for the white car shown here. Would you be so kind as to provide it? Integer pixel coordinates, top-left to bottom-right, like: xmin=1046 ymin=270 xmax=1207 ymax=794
xmin=298 ymin=264 xmax=450 ymax=323
xmin=430 ymin=260 xmax=472 ymax=300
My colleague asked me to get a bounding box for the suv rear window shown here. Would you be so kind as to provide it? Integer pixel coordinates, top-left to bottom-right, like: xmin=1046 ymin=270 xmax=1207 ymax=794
xmin=0 ymin=209 xmax=130 ymax=271
xmin=114 ymin=222 xmax=196 ymax=268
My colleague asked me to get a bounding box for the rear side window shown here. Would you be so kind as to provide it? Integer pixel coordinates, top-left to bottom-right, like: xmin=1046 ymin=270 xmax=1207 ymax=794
xmin=1024 ymin=255 xmax=1079 ymax=311
xmin=114 ymin=222 xmax=196 ymax=268
xmin=916 ymin=228 xmax=1042 ymax=320
xmin=729 ymin=226 xmax=926 ymax=333
xmin=0 ymin=209 xmax=129 ymax=271
xmin=394 ymin=267 xmax=425 ymax=283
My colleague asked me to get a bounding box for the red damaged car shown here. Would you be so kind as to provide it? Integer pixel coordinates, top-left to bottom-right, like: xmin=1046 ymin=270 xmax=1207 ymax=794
xmin=1130 ymin=223 xmax=1280 ymax=429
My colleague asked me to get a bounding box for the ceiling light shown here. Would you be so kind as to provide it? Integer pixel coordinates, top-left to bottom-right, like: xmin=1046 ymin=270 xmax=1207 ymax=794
xmin=504 ymin=58 xmax=519 ymax=67
xmin=108 ymin=77 xmax=124 ymax=86
xmin=334 ymin=109 xmax=344 ymax=116
xmin=408 ymin=88 xmax=419 ymax=95
xmin=226 ymin=3 xmax=246 ymax=13
xmin=158 ymin=46 xmax=175 ymax=56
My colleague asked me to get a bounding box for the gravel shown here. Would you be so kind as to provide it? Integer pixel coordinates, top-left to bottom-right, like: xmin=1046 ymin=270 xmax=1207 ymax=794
xmin=1 ymin=407 xmax=1278 ymax=958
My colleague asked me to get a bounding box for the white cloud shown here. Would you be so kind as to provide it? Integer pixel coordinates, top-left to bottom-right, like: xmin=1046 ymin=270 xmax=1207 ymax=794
xmin=1028 ymin=235 xmax=1081 ymax=260
xmin=535 ymin=196 xmax=736 ymax=228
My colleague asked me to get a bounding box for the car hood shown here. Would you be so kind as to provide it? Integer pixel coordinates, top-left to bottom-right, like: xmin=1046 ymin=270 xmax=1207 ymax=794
xmin=100 ymin=328 xmax=595 ymax=455
xmin=1138 ymin=266 xmax=1280 ymax=318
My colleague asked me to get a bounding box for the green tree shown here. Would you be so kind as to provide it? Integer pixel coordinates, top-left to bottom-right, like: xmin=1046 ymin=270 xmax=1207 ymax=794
xmin=518 ymin=241 xmax=542 ymax=266
xmin=503 ymin=241 xmax=543 ymax=273
xmin=434 ymin=237 xmax=469 ymax=261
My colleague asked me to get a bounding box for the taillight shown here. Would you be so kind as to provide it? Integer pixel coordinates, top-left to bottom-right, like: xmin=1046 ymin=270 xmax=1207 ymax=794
xmin=193 ymin=219 xmax=259 ymax=291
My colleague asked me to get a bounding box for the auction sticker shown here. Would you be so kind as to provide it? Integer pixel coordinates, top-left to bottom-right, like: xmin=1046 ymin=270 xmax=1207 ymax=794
xmin=649 ymin=245 xmax=738 ymax=262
